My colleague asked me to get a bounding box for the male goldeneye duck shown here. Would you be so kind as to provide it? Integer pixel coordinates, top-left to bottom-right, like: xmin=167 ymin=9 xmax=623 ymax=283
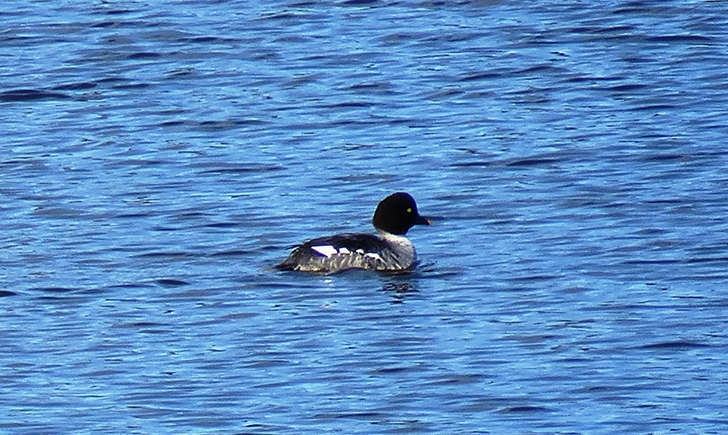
xmin=275 ymin=192 xmax=431 ymax=274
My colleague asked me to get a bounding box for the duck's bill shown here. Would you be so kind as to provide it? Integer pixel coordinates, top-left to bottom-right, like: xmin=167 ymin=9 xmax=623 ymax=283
xmin=416 ymin=216 xmax=432 ymax=225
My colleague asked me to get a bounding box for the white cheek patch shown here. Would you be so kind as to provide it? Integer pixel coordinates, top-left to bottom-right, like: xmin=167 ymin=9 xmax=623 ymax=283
xmin=311 ymin=245 xmax=338 ymax=258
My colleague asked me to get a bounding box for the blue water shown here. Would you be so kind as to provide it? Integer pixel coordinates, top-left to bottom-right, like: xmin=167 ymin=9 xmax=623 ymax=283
xmin=2 ymin=0 xmax=728 ymax=432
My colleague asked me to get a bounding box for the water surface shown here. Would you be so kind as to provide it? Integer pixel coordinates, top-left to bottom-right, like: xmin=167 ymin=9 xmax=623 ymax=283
xmin=2 ymin=0 xmax=728 ymax=432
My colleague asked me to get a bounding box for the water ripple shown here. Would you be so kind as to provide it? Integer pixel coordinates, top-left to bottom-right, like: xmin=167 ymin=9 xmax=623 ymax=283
xmin=1 ymin=0 xmax=728 ymax=433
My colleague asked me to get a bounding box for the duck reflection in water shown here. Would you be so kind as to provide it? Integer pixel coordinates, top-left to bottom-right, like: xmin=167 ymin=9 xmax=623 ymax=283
xmin=382 ymin=281 xmax=418 ymax=302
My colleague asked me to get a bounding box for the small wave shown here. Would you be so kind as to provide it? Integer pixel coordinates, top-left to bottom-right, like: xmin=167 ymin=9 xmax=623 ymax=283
xmin=0 ymin=89 xmax=71 ymax=102
xmin=638 ymin=341 xmax=711 ymax=350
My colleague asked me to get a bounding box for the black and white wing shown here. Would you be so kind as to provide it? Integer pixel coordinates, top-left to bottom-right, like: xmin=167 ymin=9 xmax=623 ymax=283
xmin=275 ymin=233 xmax=391 ymax=273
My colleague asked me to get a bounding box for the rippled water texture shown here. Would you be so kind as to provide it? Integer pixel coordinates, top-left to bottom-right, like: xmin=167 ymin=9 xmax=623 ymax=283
xmin=2 ymin=0 xmax=728 ymax=432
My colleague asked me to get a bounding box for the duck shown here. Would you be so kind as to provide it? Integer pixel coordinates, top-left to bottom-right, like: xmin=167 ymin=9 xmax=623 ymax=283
xmin=275 ymin=192 xmax=431 ymax=274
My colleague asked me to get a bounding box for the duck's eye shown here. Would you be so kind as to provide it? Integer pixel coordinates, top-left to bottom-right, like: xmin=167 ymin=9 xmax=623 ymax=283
xmin=406 ymin=207 xmax=412 ymax=213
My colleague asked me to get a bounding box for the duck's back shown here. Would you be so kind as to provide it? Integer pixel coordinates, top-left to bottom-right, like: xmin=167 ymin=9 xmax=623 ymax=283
xmin=275 ymin=233 xmax=413 ymax=274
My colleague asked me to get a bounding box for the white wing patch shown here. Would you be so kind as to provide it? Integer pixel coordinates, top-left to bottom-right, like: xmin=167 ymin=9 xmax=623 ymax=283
xmin=311 ymin=245 xmax=338 ymax=257
xmin=364 ymin=252 xmax=384 ymax=262
xmin=311 ymin=245 xmax=382 ymax=262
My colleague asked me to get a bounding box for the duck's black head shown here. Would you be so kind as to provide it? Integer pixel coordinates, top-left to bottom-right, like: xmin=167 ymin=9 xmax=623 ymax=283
xmin=372 ymin=192 xmax=431 ymax=235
